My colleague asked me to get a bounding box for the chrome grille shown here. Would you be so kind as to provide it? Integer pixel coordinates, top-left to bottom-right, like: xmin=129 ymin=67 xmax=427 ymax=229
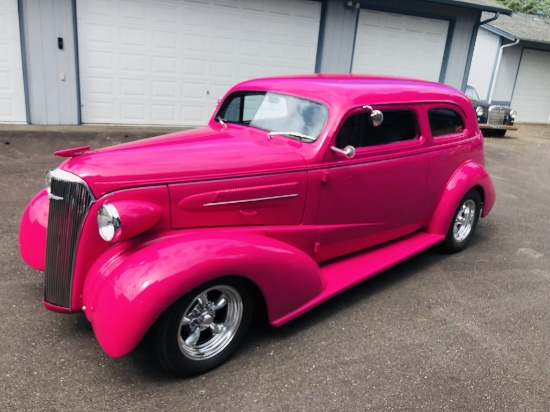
xmin=44 ymin=170 xmax=94 ymax=309
xmin=487 ymin=106 xmax=506 ymax=125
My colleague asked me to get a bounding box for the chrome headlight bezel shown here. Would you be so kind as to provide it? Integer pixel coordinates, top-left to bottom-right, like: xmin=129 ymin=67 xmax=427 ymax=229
xmin=97 ymin=204 xmax=121 ymax=242
xmin=509 ymin=110 xmax=517 ymax=119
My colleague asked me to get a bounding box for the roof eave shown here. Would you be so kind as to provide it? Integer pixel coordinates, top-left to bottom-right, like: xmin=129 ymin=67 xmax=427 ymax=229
xmin=423 ymin=0 xmax=513 ymax=16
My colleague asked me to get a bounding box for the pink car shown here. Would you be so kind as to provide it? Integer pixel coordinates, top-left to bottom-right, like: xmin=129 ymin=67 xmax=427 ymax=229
xmin=19 ymin=75 xmax=495 ymax=376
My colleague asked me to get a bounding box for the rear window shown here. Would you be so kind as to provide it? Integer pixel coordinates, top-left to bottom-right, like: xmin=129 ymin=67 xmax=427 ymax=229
xmin=428 ymin=109 xmax=465 ymax=137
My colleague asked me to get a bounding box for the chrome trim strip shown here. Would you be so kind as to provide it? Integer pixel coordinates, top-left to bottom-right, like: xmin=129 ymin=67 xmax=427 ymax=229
xmin=49 ymin=169 xmax=96 ymax=201
xmin=204 ymin=193 xmax=298 ymax=207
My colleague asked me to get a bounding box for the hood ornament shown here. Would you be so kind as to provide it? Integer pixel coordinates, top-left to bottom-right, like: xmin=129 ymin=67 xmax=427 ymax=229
xmin=54 ymin=146 xmax=91 ymax=158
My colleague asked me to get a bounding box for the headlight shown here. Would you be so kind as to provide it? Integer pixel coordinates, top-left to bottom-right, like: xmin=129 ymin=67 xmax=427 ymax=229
xmin=97 ymin=204 xmax=121 ymax=241
xmin=476 ymin=106 xmax=485 ymax=117
xmin=510 ymin=110 xmax=517 ymax=119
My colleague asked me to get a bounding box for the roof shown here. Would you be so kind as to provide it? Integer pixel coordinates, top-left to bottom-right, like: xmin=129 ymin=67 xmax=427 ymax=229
xmin=426 ymin=0 xmax=512 ymax=15
xmin=482 ymin=12 xmax=550 ymax=44
xmin=230 ymin=75 xmax=470 ymax=111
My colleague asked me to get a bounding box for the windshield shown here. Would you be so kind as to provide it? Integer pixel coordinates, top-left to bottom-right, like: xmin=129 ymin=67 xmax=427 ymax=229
xmin=465 ymin=86 xmax=480 ymax=101
xmin=216 ymin=91 xmax=328 ymax=141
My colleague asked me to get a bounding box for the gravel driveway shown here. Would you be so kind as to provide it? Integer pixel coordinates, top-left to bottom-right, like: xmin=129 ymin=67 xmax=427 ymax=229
xmin=1 ymin=124 xmax=549 ymax=411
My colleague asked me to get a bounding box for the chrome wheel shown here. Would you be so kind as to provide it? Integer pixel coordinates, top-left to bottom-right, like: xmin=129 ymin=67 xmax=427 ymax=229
xmin=177 ymin=285 xmax=243 ymax=361
xmin=453 ymin=199 xmax=476 ymax=242
xmin=154 ymin=279 xmax=253 ymax=376
xmin=443 ymin=189 xmax=481 ymax=253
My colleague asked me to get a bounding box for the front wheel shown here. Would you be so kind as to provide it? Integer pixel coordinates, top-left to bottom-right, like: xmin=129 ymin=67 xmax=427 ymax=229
xmin=443 ymin=189 xmax=481 ymax=253
xmin=153 ymin=278 xmax=253 ymax=376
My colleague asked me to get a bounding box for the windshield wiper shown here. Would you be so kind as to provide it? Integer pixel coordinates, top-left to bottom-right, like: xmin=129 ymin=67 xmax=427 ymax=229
xmin=267 ymin=131 xmax=315 ymax=142
xmin=215 ymin=116 xmax=226 ymax=126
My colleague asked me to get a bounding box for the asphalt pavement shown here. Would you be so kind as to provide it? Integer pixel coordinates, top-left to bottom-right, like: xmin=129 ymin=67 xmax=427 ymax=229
xmin=1 ymin=123 xmax=549 ymax=411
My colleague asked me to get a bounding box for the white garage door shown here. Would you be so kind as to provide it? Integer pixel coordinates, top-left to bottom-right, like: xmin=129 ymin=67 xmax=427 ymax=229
xmin=77 ymin=0 xmax=321 ymax=126
xmin=0 ymin=0 xmax=26 ymax=123
xmin=352 ymin=10 xmax=449 ymax=82
xmin=511 ymin=49 xmax=550 ymax=123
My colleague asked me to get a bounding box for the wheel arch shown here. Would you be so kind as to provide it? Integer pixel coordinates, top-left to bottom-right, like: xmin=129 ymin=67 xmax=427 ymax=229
xmin=427 ymin=161 xmax=495 ymax=236
xmin=82 ymin=231 xmax=323 ymax=358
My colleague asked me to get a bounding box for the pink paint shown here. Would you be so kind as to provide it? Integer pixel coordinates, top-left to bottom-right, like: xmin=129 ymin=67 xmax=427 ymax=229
xmin=19 ymin=75 xmax=495 ymax=360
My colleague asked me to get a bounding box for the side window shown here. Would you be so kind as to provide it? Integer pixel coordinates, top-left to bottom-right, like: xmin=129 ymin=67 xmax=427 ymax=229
xmin=336 ymin=110 xmax=417 ymax=149
xmin=222 ymin=93 xmax=265 ymax=123
xmin=428 ymin=109 xmax=465 ymax=137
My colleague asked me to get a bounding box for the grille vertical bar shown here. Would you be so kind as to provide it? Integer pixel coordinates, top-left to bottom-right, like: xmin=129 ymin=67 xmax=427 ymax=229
xmin=44 ymin=171 xmax=94 ymax=309
xmin=487 ymin=106 xmax=506 ymax=125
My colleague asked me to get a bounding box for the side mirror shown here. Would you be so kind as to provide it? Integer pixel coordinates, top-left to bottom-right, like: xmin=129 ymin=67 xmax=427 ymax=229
xmin=370 ymin=110 xmax=384 ymax=127
xmin=362 ymin=105 xmax=384 ymax=127
xmin=330 ymin=145 xmax=356 ymax=159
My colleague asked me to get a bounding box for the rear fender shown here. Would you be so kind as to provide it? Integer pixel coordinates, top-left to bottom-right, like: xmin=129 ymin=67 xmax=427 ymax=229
xmin=82 ymin=231 xmax=323 ymax=357
xmin=427 ymin=161 xmax=496 ymax=236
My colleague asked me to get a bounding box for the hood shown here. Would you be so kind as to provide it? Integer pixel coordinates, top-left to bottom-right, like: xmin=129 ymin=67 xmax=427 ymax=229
xmin=60 ymin=126 xmax=307 ymax=197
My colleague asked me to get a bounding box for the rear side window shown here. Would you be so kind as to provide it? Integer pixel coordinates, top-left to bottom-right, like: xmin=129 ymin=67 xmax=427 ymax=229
xmin=428 ymin=109 xmax=465 ymax=137
xmin=336 ymin=110 xmax=418 ymax=149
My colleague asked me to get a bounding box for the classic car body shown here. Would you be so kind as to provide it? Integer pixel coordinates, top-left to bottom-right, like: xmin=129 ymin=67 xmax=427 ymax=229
xmin=20 ymin=75 xmax=495 ymax=375
xmin=465 ymin=85 xmax=517 ymax=137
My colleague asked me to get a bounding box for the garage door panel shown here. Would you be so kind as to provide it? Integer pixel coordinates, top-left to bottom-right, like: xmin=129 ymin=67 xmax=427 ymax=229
xmin=0 ymin=0 xmax=26 ymax=123
xmin=352 ymin=10 xmax=448 ymax=82
xmin=78 ymin=0 xmax=321 ymax=125
xmin=512 ymin=49 xmax=550 ymax=123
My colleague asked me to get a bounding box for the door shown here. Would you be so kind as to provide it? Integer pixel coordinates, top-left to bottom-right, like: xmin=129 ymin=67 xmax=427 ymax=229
xmin=21 ymin=0 xmax=79 ymax=124
xmin=76 ymin=0 xmax=322 ymax=126
xmin=511 ymin=49 xmax=550 ymax=123
xmin=0 ymin=0 xmax=26 ymax=123
xmin=352 ymin=10 xmax=449 ymax=82
xmin=314 ymin=107 xmax=429 ymax=262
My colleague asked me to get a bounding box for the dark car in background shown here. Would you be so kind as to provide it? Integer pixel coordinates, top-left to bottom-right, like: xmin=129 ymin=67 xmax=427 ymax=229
xmin=465 ymin=85 xmax=517 ymax=137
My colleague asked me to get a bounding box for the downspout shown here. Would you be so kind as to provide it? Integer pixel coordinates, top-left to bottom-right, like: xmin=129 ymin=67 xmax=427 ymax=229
xmin=488 ymin=38 xmax=520 ymax=103
xmin=463 ymin=12 xmax=501 ymax=91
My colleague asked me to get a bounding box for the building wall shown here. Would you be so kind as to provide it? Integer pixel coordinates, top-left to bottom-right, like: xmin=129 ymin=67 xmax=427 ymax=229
xmin=318 ymin=0 xmax=480 ymax=90
xmin=4 ymin=0 xmax=485 ymax=125
xmin=467 ymin=27 xmax=501 ymax=101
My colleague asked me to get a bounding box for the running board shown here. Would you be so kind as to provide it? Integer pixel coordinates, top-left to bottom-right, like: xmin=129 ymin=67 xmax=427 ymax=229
xmin=272 ymin=232 xmax=444 ymax=326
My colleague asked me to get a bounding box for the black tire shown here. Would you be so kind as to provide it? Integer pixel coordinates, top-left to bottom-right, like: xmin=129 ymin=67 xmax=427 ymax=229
xmin=443 ymin=189 xmax=481 ymax=253
xmin=153 ymin=278 xmax=253 ymax=376
xmin=493 ymin=130 xmax=506 ymax=137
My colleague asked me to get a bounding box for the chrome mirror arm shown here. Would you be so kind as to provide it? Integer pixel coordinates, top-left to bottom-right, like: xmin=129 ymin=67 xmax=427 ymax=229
xmin=330 ymin=145 xmax=356 ymax=159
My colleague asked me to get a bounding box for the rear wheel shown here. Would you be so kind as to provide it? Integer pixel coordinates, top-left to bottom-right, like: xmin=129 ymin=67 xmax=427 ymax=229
xmin=154 ymin=278 xmax=253 ymax=376
xmin=443 ymin=189 xmax=481 ymax=253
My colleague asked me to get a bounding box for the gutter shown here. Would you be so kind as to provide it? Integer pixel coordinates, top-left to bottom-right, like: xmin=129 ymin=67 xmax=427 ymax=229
xmin=488 ymin=38 xmax=520 ymax=104
xmin=480 ymin=12 xmax=500 ymax=26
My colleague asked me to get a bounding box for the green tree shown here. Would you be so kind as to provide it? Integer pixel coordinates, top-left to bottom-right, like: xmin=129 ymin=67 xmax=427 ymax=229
xmin=494 ymin=0 xmax=550 ymax=17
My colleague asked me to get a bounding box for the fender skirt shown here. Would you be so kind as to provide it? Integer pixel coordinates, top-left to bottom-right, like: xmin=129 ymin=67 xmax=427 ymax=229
xmin=427 ymin=161 xmax=496 ymax=236
xmin=83 ymin=232 xmax=323 ymax=358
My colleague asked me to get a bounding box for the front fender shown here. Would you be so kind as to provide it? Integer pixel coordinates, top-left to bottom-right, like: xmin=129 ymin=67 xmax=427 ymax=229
xmin=427 ymin=161 xmax=496 ymax=236
xmin=83 ymin=231 xmax=323 ymax=357
xmin=19 ymin=189 xmax=49 ymax=271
